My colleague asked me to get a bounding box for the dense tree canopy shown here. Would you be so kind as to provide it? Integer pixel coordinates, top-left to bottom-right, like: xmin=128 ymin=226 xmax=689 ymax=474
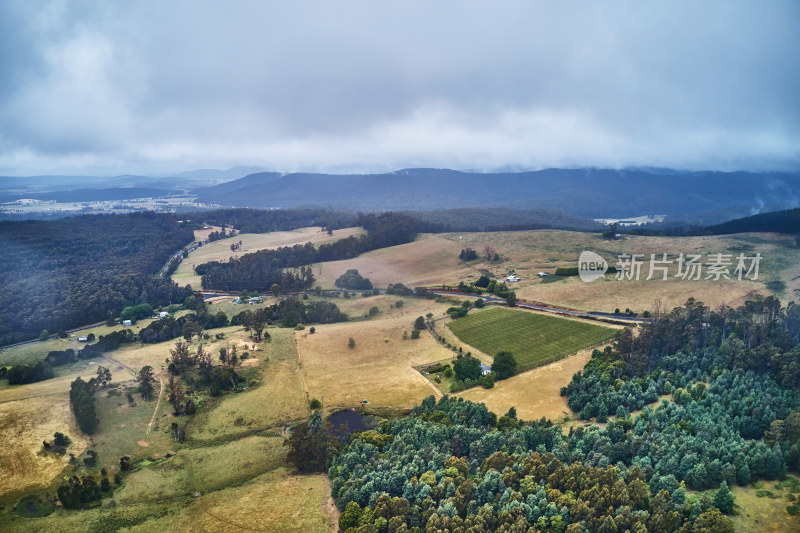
xmin=0 ymin=212 xmax=193 ymax=346
xmin=335 ymin=269 xmax=373 ymax=290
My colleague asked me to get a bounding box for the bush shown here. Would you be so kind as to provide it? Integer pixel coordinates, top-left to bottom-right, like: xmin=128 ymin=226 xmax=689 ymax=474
xmin=411 ymin=329 xmax=420 ymax=339
xmin=335 ymin=269 xmax=373 ymax=290
xmin=309 ymin=398 xmax=322 ymax=410
xmin=309 ymin=327 xmax=315 ymax=334
xmin=554 ymin=267 xmax=579 ymax=276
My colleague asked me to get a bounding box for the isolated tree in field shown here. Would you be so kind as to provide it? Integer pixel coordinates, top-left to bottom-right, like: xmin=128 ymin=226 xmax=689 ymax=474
xmin=197 ymin=344 xmax=213 ymax=382
xmin=270 ymin=283 xmax=282 ymax=297
xmin=170 ymin=340 xmax=195 ymax=374
xmin=505 ymin=293 xmax=517 ymax=307
xmin=410 ymin=329 xmax=420 ymax=339
xmin=167 ymin=375 xmax=185 ymax=414
xmin=348 ymin=337 xmax=356 ymax=349
xmin=414 ymin=316 xmax=426 ymax=330
xmin=219 ymin=344 xmax=239 ymax=367
xmin=53 ymin=432 xmax=71 ymax=448
xmin=69 ymin=377 xmax=98 ymax=434
xmin=241 ymin=308 xmax=268 ymax=341
xmin=602 ymin=222 xmax=619 ymax=239
xmin=335 ymin=269 xmax=373 ymax=290
xmin=492 ymin=352 xmax=517 ymax=380
xmin=96 ymin=365 xmax=112 ymax=387
xmin=483 ymin=246 xmax=496 ymax=262
xmin=459 ymin=248 xmax=478 ymax=261
xmin=136 ymin=366 xmax=156 ymax=400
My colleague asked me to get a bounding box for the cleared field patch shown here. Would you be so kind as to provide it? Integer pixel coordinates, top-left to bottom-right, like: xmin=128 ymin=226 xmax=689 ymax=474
xmin=187 ymin=329 xmax=308 ymax=443
xmin=459 ymin=348 xmax=594 ymax=422
xmin=172 ymin=226 xmax=364 ymax=288
xmin=448 ymin=307 xmax=616 ymax=372
xmin=730 ymin=476 xmax=800 ymax=533
xmin=91 ymin=383 xmax=174 ymax=469
xmin=297 ymin=297 xmax=452 ymax=411
xmin=0 ymin=395 xmax=91 ymax=498
xmin=183 ymin=435 xmax=287 ymax=493
xmin=155 ymin=467 xmax=334 ymax=533
xmin=443 ymin=230 xmax=797 ymax=311
xmin=311 ymin=233 xmax=475 ymax=289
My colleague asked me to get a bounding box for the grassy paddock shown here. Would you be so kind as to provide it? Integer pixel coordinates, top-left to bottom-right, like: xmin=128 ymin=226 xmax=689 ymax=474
xmin=459 ymin=348 xmax=597 ymax=424
xmin=447 ymin=307 xmax=616 ymax=372
xmin=186 ymin=328 xmax=308 ymax=443
xmin=730 ymin=475 xmax=800 ymax=532
xmin=297 ymin=297 xmax=452 ymax=411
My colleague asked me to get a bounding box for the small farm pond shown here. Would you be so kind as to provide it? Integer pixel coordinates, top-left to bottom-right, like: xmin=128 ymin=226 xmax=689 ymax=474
xmin=328 ymin=409 xmax=381 ymax=437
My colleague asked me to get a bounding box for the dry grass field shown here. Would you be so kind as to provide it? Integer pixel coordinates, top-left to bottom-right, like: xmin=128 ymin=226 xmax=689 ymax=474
xmin=0 ymin=396 xmax=91 ymax=499
xmin=730 ymin=476 xmax=800 ymax=532
xmin=311 ymin=234 xmax=475 ymax=289
xmin=149 ymin=467 xmax=334 ymax=533
xmin=172 ymin=226 xmax=364 ymax=288
xmin=311 ymin=230 xmax=797 ymax=312
xmin=297 ymin=296 xmax=451 ymax=411
xmin=442 ymin=230 xmax=799 ymax=311
xmin=458 ymin=348 xmax=595 ymax=422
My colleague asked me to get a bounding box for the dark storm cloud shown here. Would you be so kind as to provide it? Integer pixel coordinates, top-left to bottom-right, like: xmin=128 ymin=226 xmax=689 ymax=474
xmin=0 ymin=0 xmax=798 ymax=175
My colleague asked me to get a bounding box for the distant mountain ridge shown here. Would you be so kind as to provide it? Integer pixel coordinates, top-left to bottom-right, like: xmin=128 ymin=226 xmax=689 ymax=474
xmin=194 ymin=168 xmax=800 ymax=221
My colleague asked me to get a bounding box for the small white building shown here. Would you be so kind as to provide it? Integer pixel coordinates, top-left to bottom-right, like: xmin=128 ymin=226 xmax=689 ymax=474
xmin=122 ymin=319 xmax=132 ymax=327
xmin=158 ymin=311 xmax=170 ymax=319
xmin=78 ymin=336 xmax=88 ymax=342
xmin=506 ymin=274 xmax=520 ymax=282
xmin=480 ymin=363 xmax=492 ymax=376
xmin=537 ymin=272 xmax=548 ymax=277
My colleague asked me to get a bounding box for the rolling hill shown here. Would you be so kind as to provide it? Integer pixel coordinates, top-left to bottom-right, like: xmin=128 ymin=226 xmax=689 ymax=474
xmin=193 ymin=167 xmax=800 ymax=221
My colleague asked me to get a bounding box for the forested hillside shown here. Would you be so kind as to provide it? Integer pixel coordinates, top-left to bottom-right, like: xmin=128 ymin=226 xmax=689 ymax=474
xmin=196 ymin=207 xmax=358 ymax=234
xmin=194 ymin=168 xmax=800 ymax=220
xmin=326 ymin=297 xmax=800 ymax=532
xmin=0 ymin=213 xmax=194 ymax=345
xmin=703 ymin=207 xmax=800 ymax=235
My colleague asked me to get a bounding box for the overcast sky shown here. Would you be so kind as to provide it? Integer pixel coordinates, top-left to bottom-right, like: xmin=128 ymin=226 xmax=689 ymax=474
xmin=0 ymin=1 xmax=798 ymax=176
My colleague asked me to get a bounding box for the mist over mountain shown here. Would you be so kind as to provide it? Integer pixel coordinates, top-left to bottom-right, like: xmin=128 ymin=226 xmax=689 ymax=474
xmin=194 ymin=168 xmax=800 ymax=221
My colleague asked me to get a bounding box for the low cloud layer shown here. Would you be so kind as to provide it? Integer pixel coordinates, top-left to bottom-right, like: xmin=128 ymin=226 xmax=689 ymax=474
xmin=1 ymin=1 xmax=798 ymax=175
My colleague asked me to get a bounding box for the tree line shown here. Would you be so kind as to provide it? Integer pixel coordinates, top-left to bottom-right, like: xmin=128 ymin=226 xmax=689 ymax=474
xmin=198 ymin=212 xmax=433 ymax=291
